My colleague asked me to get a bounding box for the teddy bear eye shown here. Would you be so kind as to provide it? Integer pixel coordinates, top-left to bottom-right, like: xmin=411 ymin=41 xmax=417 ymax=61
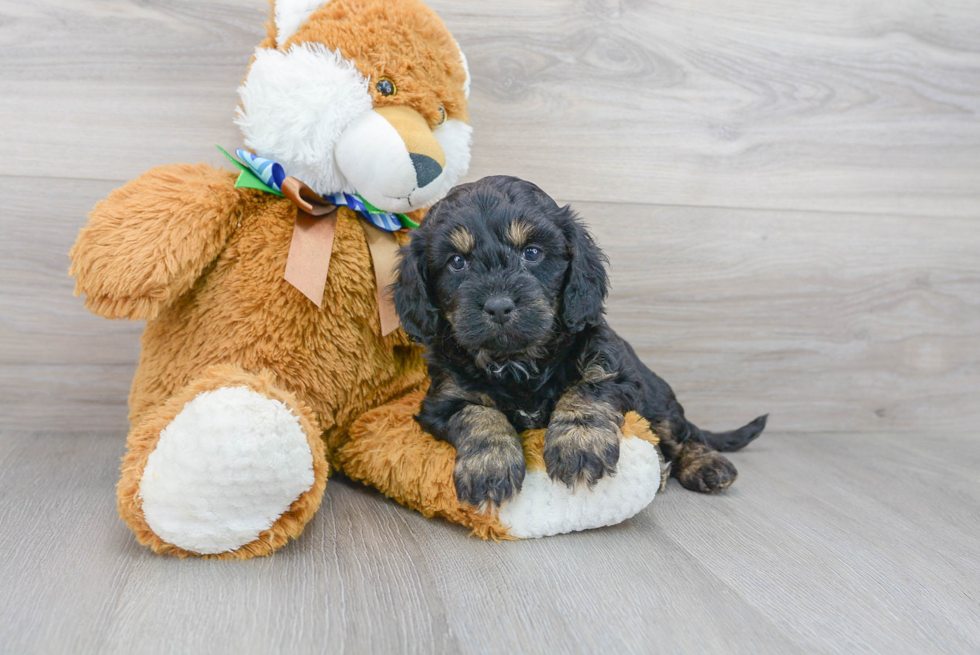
xmin=448 ymin=254 xmax=467 ymax=271
xmin=522 ymin=246 xmax=543 ymax=262
xmin=436 ymin=106 xmax=447 ymax=125
xmin=376 ymin=78 xmax=396 ymax=96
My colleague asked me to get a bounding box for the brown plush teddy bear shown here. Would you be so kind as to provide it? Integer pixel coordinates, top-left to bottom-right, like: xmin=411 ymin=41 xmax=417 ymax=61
xmin=69 ymin=0 xmax=663 ymax=559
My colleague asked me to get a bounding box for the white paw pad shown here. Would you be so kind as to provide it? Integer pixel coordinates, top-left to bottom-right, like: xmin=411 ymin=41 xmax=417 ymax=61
xmin=497 ymin=437 xmax=661 ymax=539
xmin=139 ymin=386 xmax=315 ymax=554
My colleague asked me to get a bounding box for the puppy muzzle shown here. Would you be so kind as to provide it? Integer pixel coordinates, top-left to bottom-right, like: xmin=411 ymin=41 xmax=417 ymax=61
xmin=449 ymin=273 xmax=555 ymax=357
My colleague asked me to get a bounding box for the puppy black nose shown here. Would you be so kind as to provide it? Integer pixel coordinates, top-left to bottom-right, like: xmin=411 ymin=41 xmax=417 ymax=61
xmin=410 ymin=153 xmax=443 ymax=188
xmin=483 ymin=296 xmax=516 ymax=325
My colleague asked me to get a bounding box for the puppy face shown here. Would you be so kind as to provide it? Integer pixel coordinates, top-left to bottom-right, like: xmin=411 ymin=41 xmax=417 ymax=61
xmin=395 ymin=176 xmax=609 ymax=367
xmin=431 ymin=196 xmax=564 ymax=359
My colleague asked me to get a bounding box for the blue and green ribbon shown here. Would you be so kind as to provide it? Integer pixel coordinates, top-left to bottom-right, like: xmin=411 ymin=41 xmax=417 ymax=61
xmin=216 ymin=145 xmax=418 ymax=230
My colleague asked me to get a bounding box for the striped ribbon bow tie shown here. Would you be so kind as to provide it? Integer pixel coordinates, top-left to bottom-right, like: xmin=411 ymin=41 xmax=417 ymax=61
xmin=218 ymin=146 xmax=419 ymax=231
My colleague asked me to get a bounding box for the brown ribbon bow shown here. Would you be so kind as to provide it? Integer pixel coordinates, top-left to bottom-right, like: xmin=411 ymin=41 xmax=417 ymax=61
xmin=281 ymin=177 xmax=402 ymax=337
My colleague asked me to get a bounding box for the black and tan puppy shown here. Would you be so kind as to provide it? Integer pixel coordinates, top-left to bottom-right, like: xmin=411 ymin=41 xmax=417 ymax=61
xmin=394 ymin=176 xmax=767 ymax=507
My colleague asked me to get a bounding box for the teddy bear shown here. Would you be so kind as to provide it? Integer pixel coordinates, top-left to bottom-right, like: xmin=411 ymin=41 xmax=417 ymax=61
xmin=69 ymin=0 xmax=664 ymax=559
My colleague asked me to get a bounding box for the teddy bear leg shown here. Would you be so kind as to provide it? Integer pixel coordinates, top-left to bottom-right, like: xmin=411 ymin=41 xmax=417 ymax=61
xmin=496 ymin=413 xmax=665 ymax=539
xmin=344 ymin=392 xmax=664 ymax=539
xmin=341 ymin=390 xmax=514 ymax=538
xmin=118 ymin=365 xmax=329 ymax=559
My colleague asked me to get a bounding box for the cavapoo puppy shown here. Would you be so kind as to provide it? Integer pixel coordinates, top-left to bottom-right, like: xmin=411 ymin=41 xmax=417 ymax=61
xmin=394 ymin=175 xmax=767 ymax=507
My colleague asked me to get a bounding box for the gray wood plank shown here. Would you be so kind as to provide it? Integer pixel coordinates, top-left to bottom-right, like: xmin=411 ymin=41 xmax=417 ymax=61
xmin=0 ymin=176 xmax=142 ymax=369
xmin=583 ymin=200 xmax=980 ymax=436
xmin=1 ymin=0 xmax=978 ymax=216
xmin=2 ymin=430 xmax=977 ymax=654
xmin=0 ymin=176 xmax=140 ymax=432
xmin=459 ymin=0 xmax=980 ymax=217
xmin=659 ymin=433 xmax=980 ymax=653
xmin=0 ymin=433 xmax=145 ymax=654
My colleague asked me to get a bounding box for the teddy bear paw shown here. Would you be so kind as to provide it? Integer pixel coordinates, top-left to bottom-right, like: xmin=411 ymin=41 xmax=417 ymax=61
xmin=138 ymin=386 xmax=316 ymax=555
xmin=496 ymin=435 xmax=662 ymax=539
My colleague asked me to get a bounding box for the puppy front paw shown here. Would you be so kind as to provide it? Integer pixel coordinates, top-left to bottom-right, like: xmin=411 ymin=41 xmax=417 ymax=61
xmin=543 ymin=417 xmax=621 ymax=489
xmin=453 ymin=436 xmax=526 ymax=507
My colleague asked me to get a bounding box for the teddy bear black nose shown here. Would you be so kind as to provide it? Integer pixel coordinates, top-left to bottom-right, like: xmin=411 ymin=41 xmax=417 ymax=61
xmin=483 ymin=296 xmax=516 ymax=325
xmin=410 ymin=153 xmax=443 ymax=188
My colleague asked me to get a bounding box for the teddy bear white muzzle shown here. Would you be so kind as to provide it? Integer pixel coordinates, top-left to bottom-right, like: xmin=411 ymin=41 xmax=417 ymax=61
xmin=336 ymin=105 xmax=466 ymax=213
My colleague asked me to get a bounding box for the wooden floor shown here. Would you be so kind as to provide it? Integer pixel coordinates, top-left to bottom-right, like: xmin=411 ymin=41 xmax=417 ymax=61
xmin=1 ymin=0 xmax=979 ymax=653
xmin=2 ymin=430 xmax=979 ymax=654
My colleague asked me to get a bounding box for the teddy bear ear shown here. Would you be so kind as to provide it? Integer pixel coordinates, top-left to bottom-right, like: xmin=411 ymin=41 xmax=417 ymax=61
xmin=453 ymin=39 xmax=471 ymax=99
xmin=274 ymin=0 xmax=333 ymax=48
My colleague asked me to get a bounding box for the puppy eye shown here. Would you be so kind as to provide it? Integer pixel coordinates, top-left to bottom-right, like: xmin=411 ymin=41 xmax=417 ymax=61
xmin=376 ymin=78 xmax=396 ymax=97
xmin=448 ymin=255 xmax=467 ymax=271
xmin=436 ymin=106 xmax=447 ymax=125
xmin=522 ymin=246 xmax=543 ymax=262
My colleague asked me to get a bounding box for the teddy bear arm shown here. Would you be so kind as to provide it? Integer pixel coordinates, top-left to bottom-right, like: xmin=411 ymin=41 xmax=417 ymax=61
xmin=69 ymin=163 xmax=244 ymax=320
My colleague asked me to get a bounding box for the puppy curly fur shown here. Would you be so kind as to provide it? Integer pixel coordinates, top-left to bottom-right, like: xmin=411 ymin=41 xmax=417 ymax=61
xmin=395 ymin=176 xmax=768 ymax=506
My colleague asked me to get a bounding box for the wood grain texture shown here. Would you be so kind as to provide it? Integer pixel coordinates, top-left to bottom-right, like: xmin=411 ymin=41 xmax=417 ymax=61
xmin=459 ymin=0 xmax=980 ymax=217
xmin=1 ymin=0 xmax=979 ymax=215
xmin=1 ymin=0 xmax=979 ymax=652
xmin=1 ymin=430 xmax=978 ymax=654
xmin=585 ymin=200 xmax=980 ymax=435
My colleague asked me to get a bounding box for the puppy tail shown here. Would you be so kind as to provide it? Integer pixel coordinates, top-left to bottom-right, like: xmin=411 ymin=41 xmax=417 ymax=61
xmin=689 ymin=415 xmax=768 ymax=452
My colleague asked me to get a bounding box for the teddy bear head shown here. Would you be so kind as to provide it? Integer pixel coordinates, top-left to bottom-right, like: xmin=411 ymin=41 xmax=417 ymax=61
xmin=236 ymin=0 xmax=472 ymax=213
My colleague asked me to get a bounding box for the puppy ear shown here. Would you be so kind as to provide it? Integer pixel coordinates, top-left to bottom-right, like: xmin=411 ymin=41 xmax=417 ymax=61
xmin=394 ymin=228 xmax=439 ymax=342
xmin=560 ymin=208 xmax=609 ymax=333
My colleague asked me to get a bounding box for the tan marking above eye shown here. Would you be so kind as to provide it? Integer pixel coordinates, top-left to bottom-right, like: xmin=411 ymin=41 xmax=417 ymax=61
xmin=449 ymin=227 xmax=475 ymax=254
xmin=507 ymin=220 xmax=534 ymax=247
